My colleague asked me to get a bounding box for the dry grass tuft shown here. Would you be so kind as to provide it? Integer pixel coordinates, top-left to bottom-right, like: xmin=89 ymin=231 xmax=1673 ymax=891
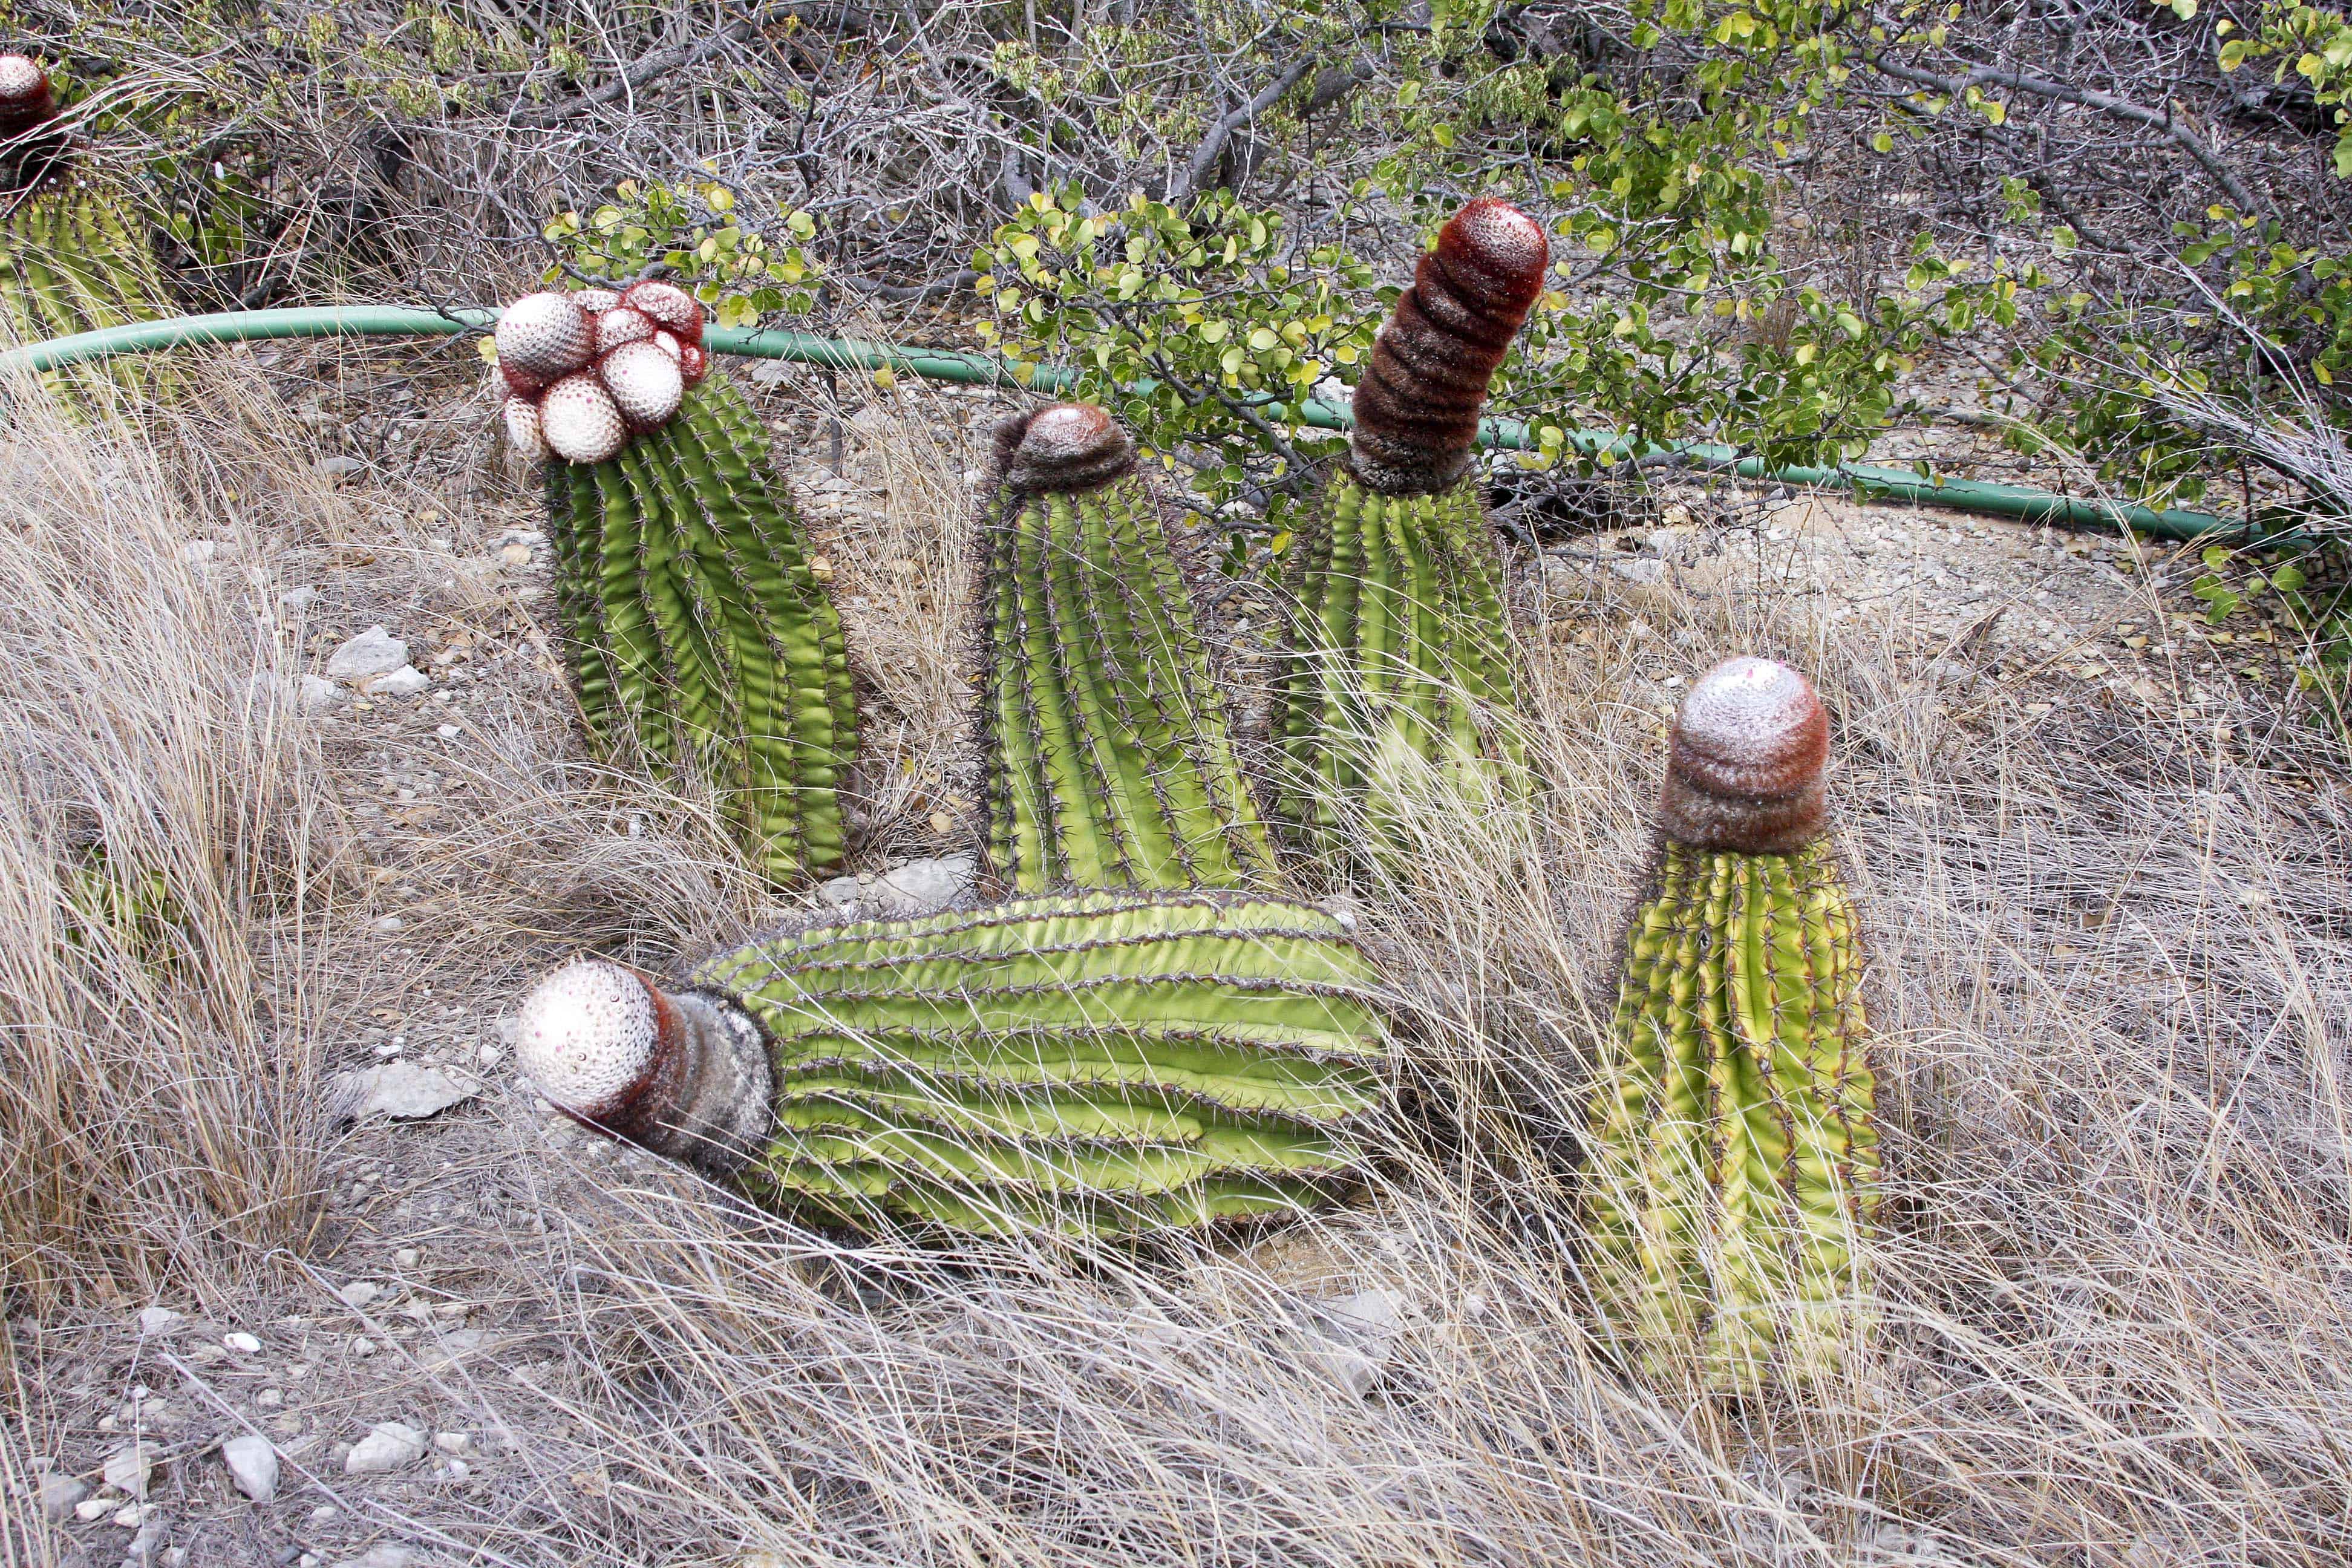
xmin=0 ymin=377 xmax=347 ymax=1312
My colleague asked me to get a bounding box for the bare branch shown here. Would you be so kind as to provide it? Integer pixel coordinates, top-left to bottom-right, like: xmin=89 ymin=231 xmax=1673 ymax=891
xmin=1169 ymin=55 xmax=1317 ymax=203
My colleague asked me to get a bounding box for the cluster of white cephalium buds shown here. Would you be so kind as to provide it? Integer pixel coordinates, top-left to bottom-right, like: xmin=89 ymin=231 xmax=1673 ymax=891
xmin=494 ymin=281 xmax=711 ymax=465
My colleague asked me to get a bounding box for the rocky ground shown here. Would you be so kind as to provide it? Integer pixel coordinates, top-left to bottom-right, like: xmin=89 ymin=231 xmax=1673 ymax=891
xmin=11 ymin=339 xmax=2334 ymax=1568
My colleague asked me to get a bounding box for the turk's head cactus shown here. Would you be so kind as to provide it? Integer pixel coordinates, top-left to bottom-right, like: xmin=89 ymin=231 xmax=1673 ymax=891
xmin=515 ymin=892 xmax=1391 ymax=1236
xmin=0 ymin=53 xmax=68 ymax=192
xmin=494 ymin=282 xmax=710 ymax=465
xmin=976 ymin=403 xmax=1278 ymax=894
xmin=1270 ymin=198 xmax=1547 ymax=861
xmin=1584 ymin=656 xmax=1877 ymax=1392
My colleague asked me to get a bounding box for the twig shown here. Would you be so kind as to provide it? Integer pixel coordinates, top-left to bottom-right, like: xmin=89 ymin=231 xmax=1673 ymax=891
xmin=1169 ymin=56 xmax=1317 ymax=203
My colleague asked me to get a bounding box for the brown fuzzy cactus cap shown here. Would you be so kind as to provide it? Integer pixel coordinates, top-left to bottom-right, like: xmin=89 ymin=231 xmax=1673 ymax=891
xmin=995 ymin=402 xmax=1137 ymax=493
xmin=1656 ymin=656 xmax=1831 ymax=854
xmin=0 ymin=54 xmax=56 ymax=140
xmin=1349 ymin=197 xmax=1550 ymax=495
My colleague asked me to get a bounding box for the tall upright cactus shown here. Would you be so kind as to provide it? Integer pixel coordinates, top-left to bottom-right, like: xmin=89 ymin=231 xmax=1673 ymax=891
xmin=1583 ymin=657 xmax=1877 ymax=1391
xmin=1269 ymin=198 xmax=1548 ymax=860
xmin=0 ymin=55 xmax=175 ymax=391
xmin=978 ymin=403 xmax=1278 ymax=893
xmin=515 ymin=891 xmax=1389 ymax=1236
xmin=507 ymin=284 xmax=858 ymax=884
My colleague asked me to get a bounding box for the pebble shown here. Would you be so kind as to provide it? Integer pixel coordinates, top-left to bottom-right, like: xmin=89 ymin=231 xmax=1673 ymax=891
xmin=137 ymin=1306 xmax=182 ymax=1336
xmin=1305 ymin=1289 xmax=1406 ymax=1400
xmin=394 ymin=1248 xmax=421 ymax=1269
xmin=315 ymin=455 xmax=365 ymax=480
xmin=344 ymin=1422 xmax=426 ymax=1475
xmin=279 ymin=585 xmax=320 ymax=614
xmin=223 ymin=1434 xmax=279 ymax=1503
xmin=102 ymin=1441 xmax=154 ymax=1498
xmin=224 ymin=1331 xmax=262 ymax=1354
xmin=434 ymin=723 xmax=461 ymax=738
xmin=338 ymin=1281 xmax=383 ymax=1310
xmin=111 ymin=1500 xmax=148 ymax=1527
xmin=76 ymin=1494 xmax=116 ymax=1521
xmin=38 ymin=1471 xmax=88 ymax=1523
xmin=431 ymin=1431 xmax=472 ymax=1455
xmin=363 ymin=665 xmax=432 ymax=699
xmin=325 ymin=627 xmax=409 ymax=682
xmin=300 ymin=675 xmax=345 ymax=713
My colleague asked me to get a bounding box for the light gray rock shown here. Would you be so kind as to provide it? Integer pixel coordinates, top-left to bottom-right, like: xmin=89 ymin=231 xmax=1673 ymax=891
xmin=279 ymin=585 xmax=321 ymax=614
xmin=333 ymin=1545 xmax=429 ymax=1568
xmin=333 ymin=1063 xmax=477 ymax=1122
xmin=315 ymin=455 xmax=365 ymax=481
xmin=817 ymin=875 xmax=861 ymax=910
xmin=39 ymin=1471 xmax=88 ymax=1523
xmin=222 ymin=1435 xmax=278 ymax=1503
xmin=336 ymin=1281 xmax=382 ymax=1311
xmin=102 ymin=1442 xmax=153 ymax=1498
xmin=877 ymin=855 xmax=975 ymax=914
xmin=325 ymin=627 xmax=408 ymax=683
xmin=344 ymin=1422 xmax=425 ymax=1476
xmin=299 ymin=675 xmax=344 ymax=714
xmin=137 ymin=1306 xmax=182 ymax=1336
xmin=1306 ymin=1289 xmax=1407 ymax=1400
xmin=362 ymin=665 xmax=431 ymax=699
xmin=1607 ymin=556 xmax=1667 ymax=585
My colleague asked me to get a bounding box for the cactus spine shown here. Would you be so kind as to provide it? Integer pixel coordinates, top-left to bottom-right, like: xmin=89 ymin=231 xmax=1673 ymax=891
xmin=1270 ymin=199 xmax=1549 ymax=858
xmin=1583 ymin=657 xmax=1877 ymax=1390
xmin=979 ymin=404 xmax=1278 ymax=892
xmin=517 ymin=892 xmax=1388 ymax=1237
xmin=543 ymin=371 xmax=858 ymax=883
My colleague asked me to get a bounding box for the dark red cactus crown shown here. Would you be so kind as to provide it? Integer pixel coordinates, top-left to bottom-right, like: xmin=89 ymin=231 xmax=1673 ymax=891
xmin=0 ymin=54 xmax=54 ymax=139
xmin=1656 ymin=656 xmax=1832 ymax=854
xmin=995 ymin=402 xmax=1137 ymax=493
xmin=1348 ymin=197 xmax=1550 ymax=495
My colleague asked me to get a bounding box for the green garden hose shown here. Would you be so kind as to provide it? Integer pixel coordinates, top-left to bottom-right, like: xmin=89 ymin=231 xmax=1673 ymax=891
xmin=0 ymin=305 xmax=2239 ymax=543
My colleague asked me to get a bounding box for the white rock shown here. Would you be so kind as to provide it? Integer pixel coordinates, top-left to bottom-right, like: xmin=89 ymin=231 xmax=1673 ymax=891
xmin=222 ymin=1435 xmax=278 ymax=1503
xmin=349 ymin=1336 xmax=376 ymax=1356
xmin=817 ymin=875 xmax=861 ymax=910
xmin=75 ymin=1495 xmax=114 ymax=1522
xmin=39 ymin=1472 xmax=88 ymax=1523
xmin=1607 ymin=556 xmax=1667 ymax=585
xmin=180 ymin=538 xmax=224 ymax=564
xmin=111 ymin=1501 xmax=147 ymax=1527
xmin=431 ymin=1431 xmax=472 ymax=1455
xmin=877 ymin=855 xmax=975 ymax=914
xmin=137 ymin=1306 xmax=182 ymax=1336
xmin=102 ymin=1442 xmax=153 ymax=1498
xmin=337 ymin=1281 xmax=382 ymax=1310
xmin=315 ymin=455 xmax=365 ymax=480
xmin=1307 ymin=1289 xmax=1407 ymax=1400
xmin=363 ymin=665 xmax=431 ymax=699
xmin=325 ymin=627 xmax=409 ymax=682
xmin=299 ymin=675 xmax=345 ymax=713
xmin=224 ymin=1331 xmax=261 ymax=1354
xmin=334 ymin=1545 xmax=426 ymax=1568
xmin=333 ymin=1063 xmax=477 ymax=1122
xmin=394 ymin=1247 xmax=420 ymax=1269
xmin=344 ymin=1422 xmax=425 ymax=1475
xmin=279 ymin=585 xmax=321 ymax=614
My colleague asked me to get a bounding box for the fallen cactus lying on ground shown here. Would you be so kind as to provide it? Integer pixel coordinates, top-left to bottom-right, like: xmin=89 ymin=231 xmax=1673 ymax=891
xmin=515 ymin=890 xmax=1390 ymax=1236
xmin=1269 ymin=198 xmax=1546 ymax=863
xmin=1582 ymin=656 xmax=1878 ymax=1390
xmin=523 ymin=284 xmax=858 ymax=883
xmin=977 ymin=403 xmax=1278 ymax=892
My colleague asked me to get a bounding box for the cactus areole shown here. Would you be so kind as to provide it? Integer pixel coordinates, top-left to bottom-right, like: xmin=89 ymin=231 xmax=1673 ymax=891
xmin=492 ymin=283 xmax=710 ymax=463
xmin=0 ymin=53 xmax=70 ymax=191
xmin=1586 ymin=656 xmax=1877 ymax=1390
xmin=1348 ymin=197 xmax=1549 ymax=495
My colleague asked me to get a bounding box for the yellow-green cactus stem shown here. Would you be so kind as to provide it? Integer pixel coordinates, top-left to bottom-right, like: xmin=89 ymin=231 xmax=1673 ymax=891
xmin=515 ymin=890 xmax=1390 ymax=1238
xmin=1583 ymin=656 xmax=1877 ymax=1391
xmin=1269 ymin=199 xmax=1548 ymax=862
xmin=543 ymin=371 xmax=858 ymax=883
xmin=979 ymin=404 xmax=1279 ymax=893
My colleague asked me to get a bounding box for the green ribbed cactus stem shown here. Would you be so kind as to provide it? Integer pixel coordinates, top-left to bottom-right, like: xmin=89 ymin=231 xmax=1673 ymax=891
xmin=514 ymin=892 xmax=1390 ymax=1239
xmin=1583 ymin=657 xmax=1877 ymax=1392
xmin=1269 ymin=200 xmax=1549 ymax=863
xmin=1270 ymin=469 xmax=1528 ymax=851
xmin=543 ymin=371 xmax=858 ymax=883
xmin=0 ymin=179 xmax=177 ymax=397
xmin=980 ymin=404 xmax=1278 ymax=893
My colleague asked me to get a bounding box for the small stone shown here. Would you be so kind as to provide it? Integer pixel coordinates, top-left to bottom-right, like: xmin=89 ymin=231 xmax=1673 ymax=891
xmin=299 ymin=675 xmax=345 ymax=713
xmin=875 ymin=854 xmax=975 ymax=914
xmin=363 ymin=665 xmax=431 ymax=699
xmin=349 ymin=1337 xmax=377 ymax=1357
xmin=111 ymin=1501 xmax=147 ymax=1527
xmin=431 ymin=1431 xmax=472 ymax=1455
xmin=1607 ymin=556 xmax=1666 ymax=585
xmin=338 ymin=1281 xmax=382 ymax=1310
xmin=279 ymin=585 xmax=321 ymax=614
xmin=137 ymin=1306 xmax=183 ymax=1336
xmin=103 ymin=1442 xmax=154 ymax=1498
xmin=309 ymin=1505 xmax=338 ymax=1524
xmin=394 ymin=1248 xmax=421 ymax=1269
xmin=817 ymin=875 xmax=861 ymax=910
xmin=181 ymin=538 xmax=224 ymax=564
xmin=335 ymin=1546 xmax=425 ymax=1568
xmin=39 ymin=1471 xmax=88 ymax=1523
xmin=498 ymin=543 xmax=532 ymax=567
xmin=76 ymin=1494 xmax=115 ymax=1521
xmin=315 ymin=455 xmax=365 ymax=481
xmin=325 ymin=627 xmax=408 ymax=682
xmin=344 ymin=1422 xmax=426 ymax=1475
xmin=224 ymin=1331 xmax=262 ymax=1354
xmin=332 ymin=1063 xmax=477 ymax=1122
xmin=434 ymin=724 xmax=460 ymax=739
xmin=223 ymin=1435 xmax=279 ymax=1502
xmin=257 ymin=1390 xmax=284 ymax=1408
